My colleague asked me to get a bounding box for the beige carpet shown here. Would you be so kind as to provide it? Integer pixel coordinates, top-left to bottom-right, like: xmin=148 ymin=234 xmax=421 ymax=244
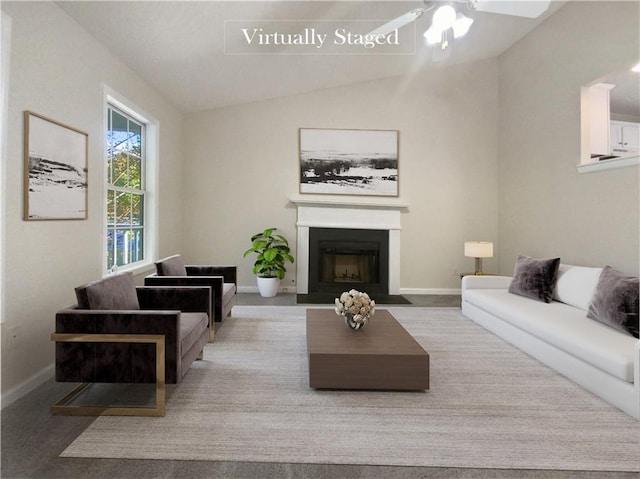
xmin=61 ymin=306 xmax=640 ymax=471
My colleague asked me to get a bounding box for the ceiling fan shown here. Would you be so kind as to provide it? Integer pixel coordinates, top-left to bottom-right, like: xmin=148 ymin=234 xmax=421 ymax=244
xmin=368 ymin=0 xmax=551 ymax=58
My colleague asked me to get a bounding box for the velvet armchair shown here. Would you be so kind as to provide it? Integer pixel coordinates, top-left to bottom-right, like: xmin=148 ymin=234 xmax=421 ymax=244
xmin=145 ymin=255 xmax=237 ymax=341
xmin=53 ymin=272 xmax=211 ymax=416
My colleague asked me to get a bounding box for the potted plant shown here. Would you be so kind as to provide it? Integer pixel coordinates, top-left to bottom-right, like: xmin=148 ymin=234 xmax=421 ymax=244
xmin=243 ymin=227 xmax=295 ymax=297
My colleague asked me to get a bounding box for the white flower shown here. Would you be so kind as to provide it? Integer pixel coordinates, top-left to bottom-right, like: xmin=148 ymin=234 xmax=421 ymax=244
xmin=335 ymin=290 xmax=375 ymax=319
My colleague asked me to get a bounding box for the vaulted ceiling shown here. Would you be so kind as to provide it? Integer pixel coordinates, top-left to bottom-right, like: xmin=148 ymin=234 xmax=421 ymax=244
xmin=57 ymin=1 xmax=566 ymax=113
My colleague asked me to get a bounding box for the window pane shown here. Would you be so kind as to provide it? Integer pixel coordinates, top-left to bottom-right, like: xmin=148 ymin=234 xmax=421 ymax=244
xmin=115 ymin=229 xmax=126 ymax=266
xmin=132 ymin=194 xmax=143 ymax=226
xmin=107 ymin=189 xmax=115 ymax=226
xmin=107 ymin=230 xmax=114 ymax=270
xmin=111 ymin=110 xmax=128 ymax=144
xmin=129 ymin=121 xmax=142 ymax=157
xmin=131 ymin=228 xmax=144 ymax=262
xmin=124 ymin=230 xmax=133 ymax=265
xmin=112 ymin=152 xmax=128 ymax=187
xmin=111 ymin=110 xmax=129 ymax=133
xmin=130 ymin=156 xmax=141 ymax=189
xmin=107 ymin=112 xmax=113 ymax=184
xmin=115 ymin=191 xmax=131 ymax=225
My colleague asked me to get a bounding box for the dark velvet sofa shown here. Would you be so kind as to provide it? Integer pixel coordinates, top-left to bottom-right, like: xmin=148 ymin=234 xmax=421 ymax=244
xmin=54 ymin=272 xmax=211 ymax=386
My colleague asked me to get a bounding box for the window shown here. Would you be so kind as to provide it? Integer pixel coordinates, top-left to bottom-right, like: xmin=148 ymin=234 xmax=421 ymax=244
xmin=106 ymin=106 xmax=146 ymax=271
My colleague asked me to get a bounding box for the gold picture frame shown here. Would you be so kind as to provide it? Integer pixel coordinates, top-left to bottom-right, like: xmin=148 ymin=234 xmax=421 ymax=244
xmin=24 ymin=111 xmax=88 ymax=220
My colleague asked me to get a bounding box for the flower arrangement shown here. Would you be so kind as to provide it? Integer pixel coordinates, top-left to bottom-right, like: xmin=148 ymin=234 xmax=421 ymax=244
xmin=335 ymin=289 xmax=375 ymax=329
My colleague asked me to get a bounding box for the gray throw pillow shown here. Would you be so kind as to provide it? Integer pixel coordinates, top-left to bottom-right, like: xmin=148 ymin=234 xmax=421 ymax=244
xmin=508 ymin=255 xmax=561 ymax=303
xmin=587 ymin=266 xmax=639 ymax=338
xmin=155 ymin=254 xmax=187 ymax=276
xmin=75 ymin=272 xmax=140 ymax=310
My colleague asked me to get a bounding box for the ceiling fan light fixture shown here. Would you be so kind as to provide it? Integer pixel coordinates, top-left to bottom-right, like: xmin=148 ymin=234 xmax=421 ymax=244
xmin=423 ymin=25 xmax=442 ymax=45
xmin=452 ymin=13 xmax=474 ymax=39
xmin=431 ymin=5 xmax=457 ymax=31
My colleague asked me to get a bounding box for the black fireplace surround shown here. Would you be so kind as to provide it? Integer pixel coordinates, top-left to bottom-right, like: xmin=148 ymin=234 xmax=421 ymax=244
xmin=308 ymin=227 xmax=389 ymax=295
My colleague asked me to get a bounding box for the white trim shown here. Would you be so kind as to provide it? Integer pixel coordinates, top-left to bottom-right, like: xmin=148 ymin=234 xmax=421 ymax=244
xmin=235 ymin=287 xmax=461 ymax=295
xmin=237 ymin=285 xmax=297 ymax=294
xmin=0 ymin=12 xmax=12 ymax=324
xmin=577 ymin=155 xmax=639 ymax=174
xmin=290 ymin=196 xmax=409 ymax=211
xmin=1 ymin=364 xmax=54 ymax=410
xmin=102 ymin=85 xmax=159 ymax=276
xmin=400 ymin=288 xmax=461 ymax=295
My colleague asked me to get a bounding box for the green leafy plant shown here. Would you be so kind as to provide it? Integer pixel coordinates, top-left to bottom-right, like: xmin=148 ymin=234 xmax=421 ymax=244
xmin=243 ymin=227 xmax=295 ymax=279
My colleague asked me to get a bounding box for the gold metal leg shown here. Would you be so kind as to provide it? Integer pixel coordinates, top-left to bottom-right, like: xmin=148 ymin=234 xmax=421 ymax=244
xmin=50 ymin=333 xmax=166 ymax=417
xmin=209 ymin=321 xmax=215 ymax=342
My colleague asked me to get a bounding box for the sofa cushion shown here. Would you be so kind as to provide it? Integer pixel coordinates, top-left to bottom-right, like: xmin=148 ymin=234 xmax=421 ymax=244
xmin=553 ymin=264 xmax=603 ymax=311
xmin=587 ymin=266 xmax=639 ymax=339
xmin=464 ymin=288 xmax=637 ymax=382
xmin=508 ymin=255 xmax=561 ymax=303
xmin=156 ymin=255 xmax=187 ymax=276
xmin=180 ymin=312 xmax=209 ymax=355
xmin=75 ymin=272 xmax=140 ymax=310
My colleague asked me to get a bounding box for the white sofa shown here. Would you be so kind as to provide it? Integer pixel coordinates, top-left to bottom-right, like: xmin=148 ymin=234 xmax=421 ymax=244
xmin=461 ymin=265 xmax=640 ymax=419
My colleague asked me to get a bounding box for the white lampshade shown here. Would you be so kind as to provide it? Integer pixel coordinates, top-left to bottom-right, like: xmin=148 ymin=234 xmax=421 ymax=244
xmin=464 ymin=241 xmax=493 ymax=258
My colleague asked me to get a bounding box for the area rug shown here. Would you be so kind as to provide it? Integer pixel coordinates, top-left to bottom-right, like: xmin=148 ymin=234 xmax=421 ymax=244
xmin=61 ymin=306 xmax=639 ymax=472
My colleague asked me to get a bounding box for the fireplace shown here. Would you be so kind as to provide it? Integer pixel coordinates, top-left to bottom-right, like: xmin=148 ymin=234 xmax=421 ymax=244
xmin=292 ymin=197 xmax=406 ymax=295
xmin=308 ymin=228 xmax=389 ymax=295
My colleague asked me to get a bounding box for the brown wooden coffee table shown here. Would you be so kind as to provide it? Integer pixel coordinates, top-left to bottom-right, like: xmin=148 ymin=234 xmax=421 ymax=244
xmin=306 ymin=308 xmax=429 ymax=390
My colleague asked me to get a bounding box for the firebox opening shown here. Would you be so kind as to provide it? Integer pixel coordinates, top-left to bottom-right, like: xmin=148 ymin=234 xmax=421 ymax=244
xmin=309 ymin=228 xmax=389 ymax=295
xmin=320 ymin=242 xmax=379 ymax=285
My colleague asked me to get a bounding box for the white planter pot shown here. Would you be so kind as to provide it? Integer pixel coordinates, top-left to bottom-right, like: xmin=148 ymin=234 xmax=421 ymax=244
xmin=257 ymin=276 xmax=280 ymax=297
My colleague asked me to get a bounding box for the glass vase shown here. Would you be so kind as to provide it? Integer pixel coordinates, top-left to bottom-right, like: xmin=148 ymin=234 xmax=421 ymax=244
xmin=344 ymin=312 xmax=368 ymax=330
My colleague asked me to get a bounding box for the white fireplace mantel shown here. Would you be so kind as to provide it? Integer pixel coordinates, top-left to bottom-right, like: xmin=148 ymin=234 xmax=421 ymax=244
xmin=290 ymin=196 xmax=409 ymax=211
xmin=292 ymin=196 xmax=408 ymax=295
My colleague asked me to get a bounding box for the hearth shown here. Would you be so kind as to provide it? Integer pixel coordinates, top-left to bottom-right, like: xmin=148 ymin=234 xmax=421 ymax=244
xmin=308 ymin=228 xmax=389 ymax=295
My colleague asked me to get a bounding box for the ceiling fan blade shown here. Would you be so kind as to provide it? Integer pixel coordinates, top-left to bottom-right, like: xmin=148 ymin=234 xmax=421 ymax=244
xmin=367 ymin=8 xmax=426 ymax=37
xmin=472 ymin=0 xmax=550 ymax=18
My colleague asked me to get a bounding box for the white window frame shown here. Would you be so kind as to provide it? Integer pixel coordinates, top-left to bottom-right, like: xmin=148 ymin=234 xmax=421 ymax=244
xmin=103 ymin=85 xmax=158 ymax=275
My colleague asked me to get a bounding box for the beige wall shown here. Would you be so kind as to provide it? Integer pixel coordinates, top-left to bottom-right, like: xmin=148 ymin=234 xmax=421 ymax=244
xmin=1 ymin=1 xmax=184 ymax=402
xmin=182 ymin=59 xmax=500 ymax=292
xmin=498 ymin=1 xmax=640 ymax=276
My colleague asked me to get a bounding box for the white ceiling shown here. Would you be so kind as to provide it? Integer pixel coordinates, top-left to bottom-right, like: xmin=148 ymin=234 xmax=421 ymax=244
xmin=57 ymin=1 xmax=566 ymax=113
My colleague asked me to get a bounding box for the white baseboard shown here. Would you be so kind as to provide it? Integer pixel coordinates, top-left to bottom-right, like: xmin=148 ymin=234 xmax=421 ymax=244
xmin=400 ymin=288 xmax=461 ymax=295
xmin=1 ymin=363 xmax=54 ymax=410
xmin=237 ymin=286 xmax=461 ymax=295
xmin=237 ymin=285 xmax=297 ymax=294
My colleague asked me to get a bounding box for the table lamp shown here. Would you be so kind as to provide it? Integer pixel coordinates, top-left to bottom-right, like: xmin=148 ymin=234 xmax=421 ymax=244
xmin=464 ymin=241 xmax=493 ymax=275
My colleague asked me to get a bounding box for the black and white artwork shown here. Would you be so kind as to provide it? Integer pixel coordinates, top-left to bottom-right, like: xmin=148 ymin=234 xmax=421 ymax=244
xmin=24 ymin=112 xmax=88 ymax=220
xmin=299 ymin=128 xmax=398 ymax=197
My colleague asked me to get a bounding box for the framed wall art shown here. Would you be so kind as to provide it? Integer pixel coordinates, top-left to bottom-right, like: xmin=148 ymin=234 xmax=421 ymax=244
xmin=24 ymin=111 xmax=88 ymax=220
xmin=299 ymin=128 xmax=399 ymax=197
